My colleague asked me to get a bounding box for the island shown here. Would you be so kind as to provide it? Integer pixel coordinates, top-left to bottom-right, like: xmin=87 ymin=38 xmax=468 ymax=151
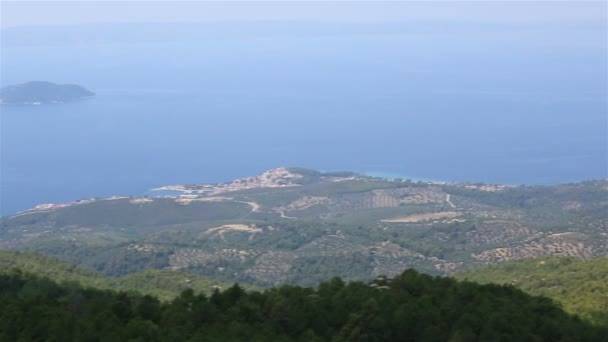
xmin=0 ymin=81 xmax=95 ymax=105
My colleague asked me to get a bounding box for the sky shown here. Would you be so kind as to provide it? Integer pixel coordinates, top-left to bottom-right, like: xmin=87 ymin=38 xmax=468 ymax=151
xmin=1 ymin=1 xmax=607 ymax=28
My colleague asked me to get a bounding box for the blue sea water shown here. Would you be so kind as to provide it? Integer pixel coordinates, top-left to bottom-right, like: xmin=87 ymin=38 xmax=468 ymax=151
xmin=1 ymin=23 xmax=606 ymax=215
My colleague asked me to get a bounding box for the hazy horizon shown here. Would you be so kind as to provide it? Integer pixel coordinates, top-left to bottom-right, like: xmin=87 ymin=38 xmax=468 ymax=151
xmin=1 ymin=1 xmax=606 ymax=214
xmin=2 ymin=1 xmax=606 ymax=28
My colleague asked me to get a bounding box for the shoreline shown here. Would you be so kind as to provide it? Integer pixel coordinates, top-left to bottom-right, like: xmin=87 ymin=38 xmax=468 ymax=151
xmin=363 ymin=171 xmax=448 ymax=185
xmin=3 ymin=168 xmax=603 ymax=218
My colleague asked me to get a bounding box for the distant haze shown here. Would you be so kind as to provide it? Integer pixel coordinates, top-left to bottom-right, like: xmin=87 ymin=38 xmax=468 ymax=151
xmin=0 ymin=2 xmax=606 ymax=215
xmin=2 ymin=1 xmax=606 ymax=28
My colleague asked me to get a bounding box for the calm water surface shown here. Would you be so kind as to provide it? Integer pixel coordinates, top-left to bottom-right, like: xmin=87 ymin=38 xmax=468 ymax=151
xmin=1 ymin=28 xmax=606 ymax=215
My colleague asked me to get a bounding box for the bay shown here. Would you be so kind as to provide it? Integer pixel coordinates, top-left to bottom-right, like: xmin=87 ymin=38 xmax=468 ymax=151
xmin=1 ymin=25 xmax=605 ymax=215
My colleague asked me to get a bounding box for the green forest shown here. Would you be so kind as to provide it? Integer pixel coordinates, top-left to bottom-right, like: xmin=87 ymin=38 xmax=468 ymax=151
xmin=0 ymin=250 xmax=251 ymax=301
xmin=1 ymin=268 xmax=606 ymax=341
xmin=457 ymin=256 xmax=608 ymax=325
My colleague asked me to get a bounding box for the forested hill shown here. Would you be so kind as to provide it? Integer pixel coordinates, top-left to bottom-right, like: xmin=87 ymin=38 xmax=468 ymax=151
xmin=456 ymin=256 xmax=608 ymax=325
xmin=1 ymin=269 xmax=606 ymax=341
xmin=0 ymin=81 xmax=94 ymax=104
xmin=2 ymin=168 xmax=606 ymax=288
xmin=0 ymin=250 xmax=245 ymax=300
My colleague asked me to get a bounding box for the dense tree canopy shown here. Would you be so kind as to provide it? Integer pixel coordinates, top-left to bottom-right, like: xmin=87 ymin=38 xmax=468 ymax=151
xmin=0 ymin=269 xmax=605 ymax=341
xmin=457 ymin=256 xmax=608 ymax=325
xmin=0 ymin=250 xmax=249 ymax=301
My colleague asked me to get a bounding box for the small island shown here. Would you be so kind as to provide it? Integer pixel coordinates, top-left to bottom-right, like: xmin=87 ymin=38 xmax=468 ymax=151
xmin=0 ymin=81 xmax=95 ymax=105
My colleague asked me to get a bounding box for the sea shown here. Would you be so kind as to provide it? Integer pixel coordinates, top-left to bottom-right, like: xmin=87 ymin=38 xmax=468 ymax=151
xmin=1 ymin=22 xmax=606 ymax=215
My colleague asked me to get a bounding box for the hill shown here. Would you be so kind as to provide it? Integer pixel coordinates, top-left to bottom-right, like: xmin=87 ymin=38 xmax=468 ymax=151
xmin=456 ymin=256 xmax=608 ymax=324
xmin=0 ymin=250 xmax=245 ymax=301
xmin=1 ymin=168 xmax=606 ymax=287
xmin=0 ymin=81 xmax=94 ymax=104
xmin=1 ymin=268 xmax=605 ymax=341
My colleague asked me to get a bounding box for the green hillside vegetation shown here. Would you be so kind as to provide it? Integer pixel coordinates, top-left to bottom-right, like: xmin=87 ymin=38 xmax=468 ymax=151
xmin=2 ymin=169 xmax=606 ymax=288
xmin=0 ymin=250 xmax=246 ymax=301
xmin=456 ymin=256 xmax=608 ymax=325
xmin=1 ymin=269 xmax=606 ymax=341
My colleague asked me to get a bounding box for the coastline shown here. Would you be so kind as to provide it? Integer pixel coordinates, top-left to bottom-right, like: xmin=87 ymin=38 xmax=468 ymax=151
xmin=363 ymin=171 xmax=447 ymax=184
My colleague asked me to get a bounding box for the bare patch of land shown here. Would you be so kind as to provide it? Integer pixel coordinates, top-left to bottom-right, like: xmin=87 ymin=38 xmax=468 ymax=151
xmin=130 ymin=198 xmax=154 ymax=204
xmin=204 ymin=224 xmax=263 ymax=241
xmin=381 ymin=211 xmax=462 ymax=223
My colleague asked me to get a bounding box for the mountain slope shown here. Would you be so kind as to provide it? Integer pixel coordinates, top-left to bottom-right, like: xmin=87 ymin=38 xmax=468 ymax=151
xmin=1 ymin=268 xmax=606 ymax=341
xmin=1 ymin=168 xmax=606 ymax=287
xmin=456 ymin=256 xmax=608 ymax=324
xmin=0 ymin=250 xmax=245 ymax=300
